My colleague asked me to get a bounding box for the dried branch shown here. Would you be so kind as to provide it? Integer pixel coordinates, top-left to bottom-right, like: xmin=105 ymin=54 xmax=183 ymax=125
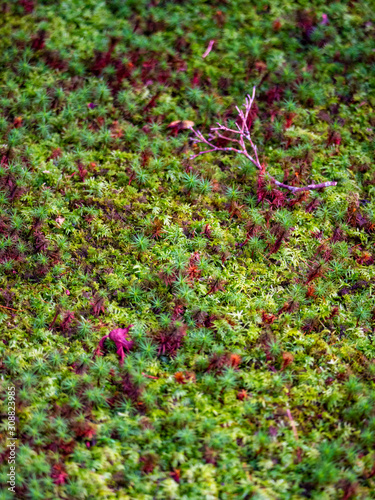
xmin=0 ymin=304 xmax=17 ymax=312
xmin=190 ymin=87 xmax=337 ymax=194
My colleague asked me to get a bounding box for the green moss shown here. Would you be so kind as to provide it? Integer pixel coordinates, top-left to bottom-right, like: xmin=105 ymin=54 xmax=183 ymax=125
xmin=0 ymin=0 xmax=375 ymax=498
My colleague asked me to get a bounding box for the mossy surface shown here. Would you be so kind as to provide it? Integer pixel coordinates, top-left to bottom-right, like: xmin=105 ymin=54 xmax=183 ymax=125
xmin=0 ymin=1 xmax=375 ymax=498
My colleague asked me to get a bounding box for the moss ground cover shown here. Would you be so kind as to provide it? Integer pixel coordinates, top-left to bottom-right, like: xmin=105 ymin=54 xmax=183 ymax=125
xmin=0 ymin=0 xmax=375 ymax=498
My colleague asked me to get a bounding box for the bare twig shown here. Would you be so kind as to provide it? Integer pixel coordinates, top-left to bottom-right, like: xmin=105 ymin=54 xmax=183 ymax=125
xmin=0 ymin=304 xmax=17 ymax=312
xmin=142 ymin=372 xmax=159 ymax=380
xmin=190 ymin=87 xmax=337 ymax=193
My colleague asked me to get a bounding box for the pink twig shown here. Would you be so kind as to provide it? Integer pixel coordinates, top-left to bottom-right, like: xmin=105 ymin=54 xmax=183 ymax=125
xmin=202 ymin=40 xmax=215 ymax=58
xmin=274 ymin=180 xmax=337 ymax=193
xmin=0 ymin=304 xmax=17 ymax=312
xmin=190 ymin=87 xmax=337 ymax=193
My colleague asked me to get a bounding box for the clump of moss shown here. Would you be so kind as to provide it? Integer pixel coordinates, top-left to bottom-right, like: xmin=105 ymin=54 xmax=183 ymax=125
xmin=0 ymin=0 xmax=375 ymax=498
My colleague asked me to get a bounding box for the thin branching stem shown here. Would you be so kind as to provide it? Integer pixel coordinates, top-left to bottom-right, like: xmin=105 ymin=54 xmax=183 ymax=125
xmin=190 ymin=87 xmax=337 ymax=193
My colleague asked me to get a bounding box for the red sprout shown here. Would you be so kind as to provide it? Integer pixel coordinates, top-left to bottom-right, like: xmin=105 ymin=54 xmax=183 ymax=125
xmin=31 ymin=30 xmax=46 ymax=51
xmin=51 ymin=464 xmax=68 ymax=486
xmin=90 ymin=295 xmax=106 ymax=317
xmin=156 ymin=323 xmax=187 ymax=357
xmin=91 ymin=37 xmax=119 ymax=75
xmin=60 ymin=311 xmax=74 ymax=331
xmin=19 ymin=0 xmax=34 ymax=13
xmin=262 ymin=311 xmax=276 ymax=324
xmin=201 ymin=224 xmax=212 ymax=239
xmin=77 ymin=162 xmax=88 ymax=182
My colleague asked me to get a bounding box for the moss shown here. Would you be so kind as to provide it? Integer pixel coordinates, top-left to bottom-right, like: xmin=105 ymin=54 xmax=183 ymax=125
xmin=0 ymin=0 xmax=375 ymax=498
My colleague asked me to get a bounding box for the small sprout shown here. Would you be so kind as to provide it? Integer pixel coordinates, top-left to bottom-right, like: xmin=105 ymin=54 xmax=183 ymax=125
xmin=133 ymin=234 xmax=150 ymax=252
xmin=198 ymin=178 xmax=212 ymax=195
xmin=182 ymin=172 xmax=200 ymax=191
xmin=225 ymin=185 xmax=242 ymax=200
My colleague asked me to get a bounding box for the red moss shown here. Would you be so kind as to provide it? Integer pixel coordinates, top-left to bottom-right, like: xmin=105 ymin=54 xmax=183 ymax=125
xmin=170 ymin=469 xmax=181 ymax=483
xmin=327 ymin=130 xmax=341 ymax=147
xmin=257 ymin=173 xmax=286 ymax=208
xmin=306 ymin=263 xmax=325 ymax=284
xmin=31 ymin=30 xmax=46 ymax=51
xmin=305 ymin=198 xmax=321 ymax=213
xmin=44 ymin=50 xmax=68 ymax=71
xmin=174 ymin=371 xmax=196 ymax=384
xmin=268 ymin=227 xmax=290 ymax=255
xmin=262 ymin=311 xmax=276 ymax=324
xmin=201 ymin=224 xmax=212 ymax=239
xmin=237 ymin=389 xmax=248 ymax=400
xmin=281 ymin=351 xmax=294 ymax=370
xmin=278 ymin=301 xmax=299 ymax=315
xmin=273 ymin=19 xmax=282 ymax=31
xmin=150 ymin=219 xmax=164 ymax=239
xmin=95 ymin=326 xmax=134 ymax=365
xmin=33 ymin=230 xmax=48 ymax=252
xmin=228 ymin=353 xmax=241 ymax=368
xmin=48 ymin=439 xmax=75 ymax=456
xmin=122 ymin=373 xmax=142 ymax=403
xmin=60 ymin=311 xmax=74 ymax=332
xmin=356 ymin=251 xmax=374 ymax=266
xmin=306 ymin=285 xmax=316 ymax=298
xmin=207 ymin=352 xmax=241 ymax=373
xmin=172 ymin=304 xmax=184 ymax=320
xmin=140 ymin=453 xmax=158 ymax=474
xmin=92 ymin=37 xmax=119 ymax=75
xmin=48 ymin=148 xmax=62 ymax=161
xmin=266 ymin=86 xmax=283 ymax=105
xmin=19 ymin=0 xmax=34 ymax=13
xmin=114 ymin=60 xmax=134 ymax=87
xmin=187 ymin=252 xmax=201 ymax=282
xmin=206 ymin=278 xmax=225 ymax=295
xmin=77 ymin=162 xmax=88 ymax=182
xmin=72 ymin=420 xmax=96 ymax=440
xmin=90 ymin=295 xmax=106 ymax=317
xmin=285 ymin=112 xmax=296 ymax=129
xmin=51 ymin=464 xmax=68 ymax=485
xmin=156 ymin=322 xmax=187 ymax=357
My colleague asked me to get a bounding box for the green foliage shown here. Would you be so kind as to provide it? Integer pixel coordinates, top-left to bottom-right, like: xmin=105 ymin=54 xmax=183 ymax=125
xmin=0 ymin=0 xmax=375 ymax=498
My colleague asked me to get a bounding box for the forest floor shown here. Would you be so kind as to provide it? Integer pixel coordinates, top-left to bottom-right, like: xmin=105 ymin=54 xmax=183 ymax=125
xmin=0 ymin=1 xmax=375 ymax=499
